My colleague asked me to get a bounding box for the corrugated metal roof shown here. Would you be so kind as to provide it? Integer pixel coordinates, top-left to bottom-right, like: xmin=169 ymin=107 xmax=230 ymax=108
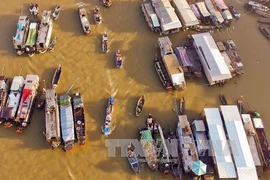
xmin=59 ymin=95 xmax=75 ymax=142
xmin=204 ymin=108 xmax=237 ymax=178
xmin=172 ymin=0 xmax=199 ymax=27
xmin=220 ymin=105 xmax=258 ymax=180
xmin=10 ymin=76 xmax=24 ymax=91
xmin=196 ymin=2 xmax=211 ymax=17
xmin=152 ymin=0 xmax=182 ymax=31
xmin=192 ymin=33 xmax=232 ymax=82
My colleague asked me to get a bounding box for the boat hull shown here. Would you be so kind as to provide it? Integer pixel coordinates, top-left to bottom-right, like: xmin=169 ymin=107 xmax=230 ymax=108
xmin=78 ymin=5 xmax=91 ymax=35
xmin=126 ymin=145 xmax=140 ymax=174
xmin=135 ymin=95 xmax=145 ymax=117
xmin=102 ymin=97 xmax=114 ymax=136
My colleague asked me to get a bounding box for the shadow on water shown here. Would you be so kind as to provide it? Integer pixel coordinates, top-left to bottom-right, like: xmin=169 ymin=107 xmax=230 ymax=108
xmin=58 ymin=8 xmax=86 ymax=36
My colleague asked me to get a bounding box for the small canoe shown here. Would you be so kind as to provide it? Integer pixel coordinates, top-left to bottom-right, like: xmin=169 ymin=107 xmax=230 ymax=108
xmin=135 ymin=95 xmax=145 ymax=117
xmin=52 ymin=5 xmax=61 ymax=20
xmin=93 ymin=6 xmax=102 ymax=24
xmin=115 ymin=50 xmax=123 ymax=68
xmin=78 ymin=5 xmax=91 ymax=35
xmin=102 ymin=0 xmax=112 ymax=7
xmin=179 ymin=97 xmax=185 ymax=115
xmin=47 ymin=37 xmax=57 ymax=52
xmin=219 ymin=93 xmax=228 ymax=105
xmin=52 ymin=64 xmax=62 ymax=89
xmin=228 ymin=5 xmax=241 ymax=19
xmin=126 ymin=143 xmax=140 ymax=174
xmin=102 ymin=32 xmax=109 ymax=53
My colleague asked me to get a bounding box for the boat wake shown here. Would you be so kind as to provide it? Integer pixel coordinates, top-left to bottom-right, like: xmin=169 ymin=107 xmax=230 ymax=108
xmin=67 ymin=166 xmax=75 ymax=180
xmin=105 ymin=70 xmax=118 ymax=97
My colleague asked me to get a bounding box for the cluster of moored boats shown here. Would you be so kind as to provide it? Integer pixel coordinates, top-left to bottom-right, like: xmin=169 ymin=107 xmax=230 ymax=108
xmin=0 ymin=65 xmax=86 ymax=152
xmin=123 ymin=95 xmax=270 ymax=180
xmin=141 ymin=0 xmax=241 ymax=35
xmin=13 ymin=4 xmax=60 ymax=56
xmin=154 ymin=33 xmax=244 ymax=91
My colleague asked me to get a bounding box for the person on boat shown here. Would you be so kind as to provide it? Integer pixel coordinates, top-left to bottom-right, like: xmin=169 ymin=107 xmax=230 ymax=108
xmin=94 ymin=6 xmax=99 ymax=13
xmin=85 ymin=26 xmax=90 ymax=31
xmin=30 ymin=3 xmax=34 ymax=10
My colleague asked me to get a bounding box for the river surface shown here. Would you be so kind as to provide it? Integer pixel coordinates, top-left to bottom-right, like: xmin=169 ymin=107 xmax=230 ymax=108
xmin=0 ymin=0 xmax=269 ymax=179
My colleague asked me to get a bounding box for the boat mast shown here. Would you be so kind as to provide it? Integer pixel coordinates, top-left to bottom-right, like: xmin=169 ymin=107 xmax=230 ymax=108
xmin=19 ymin=66 xmax=23 ymax=76
xmin=65 ymin=77 xmax=80 ymax=95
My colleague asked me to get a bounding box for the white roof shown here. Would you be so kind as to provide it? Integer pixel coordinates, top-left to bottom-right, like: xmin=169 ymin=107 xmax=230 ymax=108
xmin=30 ymin=22 xmax=37 ymax=29
xmin=152 ymin=0 xmax=182 ymax=31
xmin=10 ymin=76 xmax=24 ymax=91
xmin=222 ymin=9 xmax=233 ymax=20
xmin=196 ymin=2 xmax=211 ymax=17
xmin=172 ymin=0 xmax=199 ymax=27
xmin=220 ymin=105 xmax=258 ymax=180
xmin=192 ymin=33 xmax=232 ymax=82
xmin=253 ymin=118 xmax=264 ymax=129
xmin=204 ymin=108 xmax=237 ymax=178
xmin=150 ymin=14 xmax=160 ymax=27
xmin=213 ymin=0 xmax=228 ymax=10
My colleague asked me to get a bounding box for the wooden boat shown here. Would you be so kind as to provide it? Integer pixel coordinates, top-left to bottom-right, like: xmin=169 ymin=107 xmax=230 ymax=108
xmin=44 ymin=89 xmax=61 ymax=150
xmin=115 ymin=50 xmax=123 ymax=68
xmin=37 ymin=81 xmax=46 ymax=109
xmin=126 ymin=143 xmax=140 ymax=174
xmin=0 ymin=75 xmax=9 ymax=124
xmin=52 ymin=5 xmax=61 ymax=20
xmin=29 ymin=3 xmax=39 ymax=16
xmin=167 ymin=130 xmax=183 ymax=179
xmin=152 ymin=122 xmax=170 ymax=175
xmin=228 ymin=5 xmax=241 ymax=19
xmin=13 ymin=16 xmax=30 ymax=55
xmin=237 ymin=100 xmax=265 ymax=175
xmin=135 ymin=95 xmax=145 ymax=117
xmin=154 ymin=56 xmax=173 ymax=90
xmin=259 ymin=24 xmax=270 ymax=40
xmin=219 ymin=93 xmax=228 ymax=105
xmin=78 ymin=5 xmax=91 ymax=35
xmin=146 ymin=114 xmax=158 ymax=131
xmin=52 ymin=64 xmax=62 ymax=89
xmin=253 ymin=9 xmax=270 ymax=18
xmin=139 ymin=129 xmax=158 ymax=171
xmin=179 ymin=97 xmax=185 ymax=115
xmin=1 ymin=76 xmax=24 ymax=127
xmin=47 ymin=37 xmax=57 ymax=52
xmin=192 ymin=120 xmax=215 ymax=180
xmin=185 ymin=46 xmax=202 ymax=78
xmin=102 ymin=97 xmax=115 ymax=136
xmin=36 ymin=10 xmax=53 ymax=53
xmin=25 ymin=22 xmax=38 ymax=57
xmin=59 ymin=94 xmax=75 ymax=152
xmin=72 ymin=92 xmax=86 ymax=146
xmin=141 ymin=1 xmax=161 ymax=33
xmin=102 ymin=0 xmax=112 ymax=7
xmin=259 ymin=17 xmax=270 ymax=24
xmin=15 ymin=75 xmax=39 ymax=133
xmin=102 ymin=32 xmax=109 ymax=53
xmin=93 ymin=6 xmax=102 ymax=24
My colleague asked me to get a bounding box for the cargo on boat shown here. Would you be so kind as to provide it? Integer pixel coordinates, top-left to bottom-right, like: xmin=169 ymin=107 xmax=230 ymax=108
xmin=141 ymin=1 xmax=161 ymax=33
xmin=44 ymin=89 xmax=61 ymax=150
xmin=158 ymin=37 xmax=186 ymax=90
xmin=139 ymin=129 xmax=158 ymax=171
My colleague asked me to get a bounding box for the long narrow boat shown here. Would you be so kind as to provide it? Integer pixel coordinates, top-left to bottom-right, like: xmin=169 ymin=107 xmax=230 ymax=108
xmin=192 ymin=120 xmax=215 ymax=180
xmin=176 ymin=114 xmax=200 ymax=175
xmin=0 ymin=76 xmax=9 ymax=114
xmin=78 ymin=5 xmax=91 ymax=35
xmin=59 ymin=94 xmax=75 ymax=152
xmin=167 ymin=130 xmax=183 ymax=179
xmin=1 ymin=76 xmax=24 ymax=127
xmin=47 ymin=37 xmax=57 ymax=52
xmin=44 ymin=89 xmax=61 ymax=150
xmin=126 ymin=143 xmax=140 ymax=174
xmin=154 ymin=56 xmax=173 ymax=90
xmin=15 ymin=75 xmax=39 ymax=133
xmin=37 ymin=80 xmax=46 ymax=109
xmin=25 ymin=22 xmax=38 ymax=57
xmin=72 ymin=92 xmax=86 ymax=146
xmin=36 ymin=10 xmax=53 ymax=53
xmin=259 ymin=24 xmax=270 ymax=40
xmin=219 ymin=93 xmax=228 ymax=105
xmin=135 ymin=95 xmax=145 ymax=117
xmin=115 ymin=50 xmax=123 ymax=68
xmin=102 ymin=97 xmax=115 ymax=136
xmin=152 ymin=122 xmax=170 ymax=175
xmin=258 ymin=17 xmax=270 ymax=24
xmin=52 ymin=64 xmax=62 ymax=89
xmin=13 ymin=16 xmax=30 ymax=55
xmin=52 ymin=5 xmax=61 ymax=20
xmin=102 ymin=32 xmax=109 ymax=53
xmin=139 ymin=128 xmax=158 ymax=171
xmin=239 ymin=109 xmax=264 ymax=177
